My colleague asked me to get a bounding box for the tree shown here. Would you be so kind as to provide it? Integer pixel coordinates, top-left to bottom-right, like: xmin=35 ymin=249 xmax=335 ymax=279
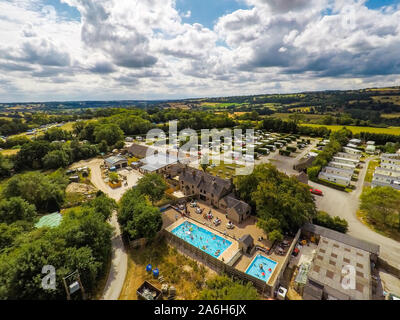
xmin=235 ymin=164 xmax=316 ymax=233
xmin=98 ymin=140 xmax=108 ymax=153
xmin=135 ymin=173 xmax=168 ymax=205
xmin=0 ymin=154 xmax=13 ymax=178
xmin=83 ymin=194 xmax=116 ymax=221
xmin=0 ymin=197 xmax=37 ymax=224
xmin=44 ymin=128 xmax=72 ymax=142
xmin=199 ymin=275 xmax=259 ymax=300
xmin=108 ymin=172 xmax=119 ymax=183
xmin=118 ymin=189 xmax=163 ymax=240
xmin=3 ymin=171 xmax=68 ymax=212
xmin=94 ymin=123 xmax=124 ymax=146
xmin=15 ymin=140 xmax=51 ymax=170
xmin=360 ymin=187 xmax=400 ymax=230
xmin=43 ymin=150 xmax=71 ymax=169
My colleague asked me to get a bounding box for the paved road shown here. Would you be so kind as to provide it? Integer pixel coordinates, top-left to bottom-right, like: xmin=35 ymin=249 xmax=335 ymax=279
xmin=70 ymin=158 xmax=129 ymax=300
xmin=310 ymin=157 xmax=400 ymax=271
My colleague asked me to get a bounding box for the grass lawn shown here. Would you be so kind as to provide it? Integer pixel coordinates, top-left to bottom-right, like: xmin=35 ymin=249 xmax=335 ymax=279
xmin=119 ymin=239 xmax=215 ymax=300
xmin=364 ymin=159 xmax=380 ymax=183
xmin=357 ymin=209 xmax=400 ymax=242
xmin=300 ymin=124 xmax=400 ymax=135
xmin=202 ymin=161 xmax=245 ymax=179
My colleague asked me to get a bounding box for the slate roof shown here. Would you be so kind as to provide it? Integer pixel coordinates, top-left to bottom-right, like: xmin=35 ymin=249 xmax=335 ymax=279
xmin=239 ymin=234 xmax=254 ymax=246
xmin=180 ymin=167 xmax=232 ymax=199
xmin=221 ymin=194 xmax=251 ymax=216
xmin=127 ymin=144 xmax=151 ymax=159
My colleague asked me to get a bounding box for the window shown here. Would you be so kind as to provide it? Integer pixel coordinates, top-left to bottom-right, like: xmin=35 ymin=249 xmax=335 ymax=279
xmin=331 ymin=253 xmax=338 ymax=259
xmin=326 ymin=270 xmax=334 ymax=279
xmin=343 ymin=258 xmax=350 ymax=264
xmin=329 ymin=260 xmax=336 ymax=266
xmin=356 ymin=282 xmax=364 ymax=293
xmin=356 ymin=271 xmax=364 ymax=278
xmin=356 ymin=263 xmax=363 ymax=269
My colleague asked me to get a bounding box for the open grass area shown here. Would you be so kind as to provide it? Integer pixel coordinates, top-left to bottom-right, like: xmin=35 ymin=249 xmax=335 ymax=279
xmin=202 ymin=161 xmax=245 ymax=179
xmin=357 ymin=209 xmax=400 ymax=242
xmin=300 ymin=124 xmax=400 ymax=135
xmin=119 ymin=239 xmax=215 ymax=300
xmin=364 ymin=159 xmax=380 ymax=183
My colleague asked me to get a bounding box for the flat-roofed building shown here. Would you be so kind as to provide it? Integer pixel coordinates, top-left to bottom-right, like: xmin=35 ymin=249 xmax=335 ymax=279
xmin=139 ymin=153 xmax=178 ymax=174
xmin=301 ymin=223 xmax=379 ymax=301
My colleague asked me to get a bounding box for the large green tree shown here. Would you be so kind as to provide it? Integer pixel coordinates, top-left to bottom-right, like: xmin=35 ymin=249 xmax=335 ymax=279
xmin=135 ymin=173 xmax=168 ymax=205
xmin=235 ymin=164 xmax=316 ymax=235
xmin=118 ymin=189 xmax=163 ymax=240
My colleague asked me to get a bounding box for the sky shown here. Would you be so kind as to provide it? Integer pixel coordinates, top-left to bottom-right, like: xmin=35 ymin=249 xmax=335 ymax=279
xmin=0 ymin=0 xmax=400 ymax=102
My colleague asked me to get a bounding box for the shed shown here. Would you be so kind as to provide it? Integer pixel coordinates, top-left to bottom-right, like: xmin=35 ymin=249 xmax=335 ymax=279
xmin=239 ymin=234 xmax=254 ymax=254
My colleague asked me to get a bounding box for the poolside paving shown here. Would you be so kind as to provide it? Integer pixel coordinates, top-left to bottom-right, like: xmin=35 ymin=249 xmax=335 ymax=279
xmin=162 ymin=201 xmax=295 ymax=287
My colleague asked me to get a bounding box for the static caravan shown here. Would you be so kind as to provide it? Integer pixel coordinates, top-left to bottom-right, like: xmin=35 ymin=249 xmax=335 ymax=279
xmin=336 ymin=152 xmax=361 ymax=161
xmin=372 ymin=173 xmax=400 ymax=190
xmin=332 ymin=156 xmax=359 ymax=166
xmin=328 ymin=161 xmax=357 ymax=171
xmin=274 ymin=142 xmax=283 ymax=149
xmin=375 ymin=167 xmax=400 ymax=178
xmin=318 ymin=172 xmax=351 ymax=187
xmin=323 ymin=166 xmax=353 ymax=179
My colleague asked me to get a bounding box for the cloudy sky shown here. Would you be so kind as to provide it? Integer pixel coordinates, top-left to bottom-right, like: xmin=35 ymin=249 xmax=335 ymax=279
xmin=0 ymin=0 xmax=399 ymax=102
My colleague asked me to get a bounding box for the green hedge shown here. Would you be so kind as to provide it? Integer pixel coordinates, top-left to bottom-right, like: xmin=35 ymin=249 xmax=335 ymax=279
xmin=279 ymin=150 xmax=291 ymax=156
xmin=310 ymin=178 xmax=347 ymax=192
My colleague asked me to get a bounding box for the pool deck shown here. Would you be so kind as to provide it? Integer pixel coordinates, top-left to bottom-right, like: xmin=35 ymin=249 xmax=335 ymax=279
xmin=165 ymin=217 xmax=240 ymax=263
xmin=162 ymin=203 xmax=294 ymax=288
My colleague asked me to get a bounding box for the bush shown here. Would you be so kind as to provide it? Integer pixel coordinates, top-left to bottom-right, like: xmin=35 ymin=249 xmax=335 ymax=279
xmin=313 ymin=211 xmax=348 ymax=233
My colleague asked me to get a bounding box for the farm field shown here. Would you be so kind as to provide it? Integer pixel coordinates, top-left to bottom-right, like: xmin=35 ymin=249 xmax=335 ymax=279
xmin=300 ymin=124 xmax=400 ymax=135
xmin=0 ymin=149 xmax=20 ymax=156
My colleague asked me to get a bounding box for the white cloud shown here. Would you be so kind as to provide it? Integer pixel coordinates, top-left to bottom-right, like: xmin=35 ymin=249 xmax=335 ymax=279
xmin=0 ymin=0 xmax=399 ymax=102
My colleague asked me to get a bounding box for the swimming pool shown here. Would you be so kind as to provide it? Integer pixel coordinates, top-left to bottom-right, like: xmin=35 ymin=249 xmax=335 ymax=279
xmin=171 ymin=221 xmax=232 ymax=258
xmin=245 ymin=254 xmax=278 ymax=283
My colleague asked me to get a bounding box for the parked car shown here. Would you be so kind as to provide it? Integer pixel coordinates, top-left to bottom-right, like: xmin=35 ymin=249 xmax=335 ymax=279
xmin=310 ymin=188 xmax=323 ymax=196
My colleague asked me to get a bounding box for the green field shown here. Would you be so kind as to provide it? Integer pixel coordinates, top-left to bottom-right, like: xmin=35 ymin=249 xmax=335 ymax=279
xmin=300 ymin=124 xmax=400 ymax=135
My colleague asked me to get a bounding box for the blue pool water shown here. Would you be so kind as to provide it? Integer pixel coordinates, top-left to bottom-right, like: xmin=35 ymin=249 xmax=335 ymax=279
xmin=171 ymin=221 xmax=232 ymax=258
xmin=245 ymin=254 xmax=278 ymax=283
